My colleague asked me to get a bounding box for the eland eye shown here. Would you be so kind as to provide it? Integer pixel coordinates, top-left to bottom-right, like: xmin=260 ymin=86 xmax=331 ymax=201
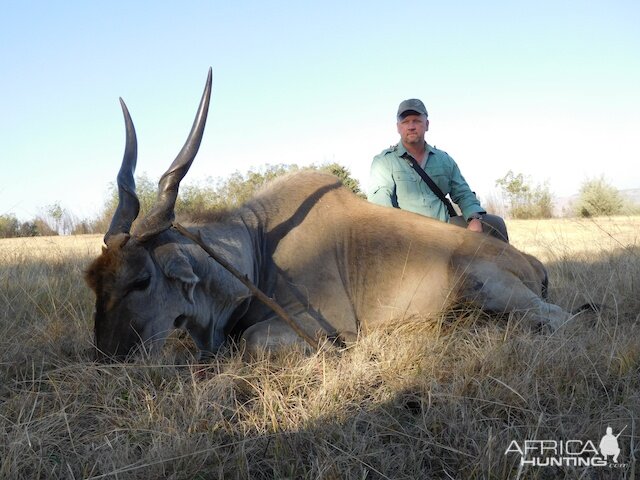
xmin=127 ymin=276 xmax=151 ymax=294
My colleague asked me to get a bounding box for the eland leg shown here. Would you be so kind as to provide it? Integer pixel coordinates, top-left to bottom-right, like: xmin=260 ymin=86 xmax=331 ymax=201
xmin=459 ymin=263 xmax=570 ymax=331
xmin=241 ymin=312 xmax=322 ymax=353
xmin=240 ymin=313 xmax=357 ymax=355
xmin=241 ymin=318 xmax=309 ymax=353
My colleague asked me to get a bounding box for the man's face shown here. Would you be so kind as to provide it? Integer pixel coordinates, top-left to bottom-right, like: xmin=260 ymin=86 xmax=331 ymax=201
xmin=397 ymin=113 xmax=429 ymax=147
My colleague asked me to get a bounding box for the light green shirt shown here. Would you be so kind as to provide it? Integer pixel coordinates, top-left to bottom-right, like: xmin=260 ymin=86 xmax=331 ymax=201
xmin=367 ymin=142 xmax=485 ymax=222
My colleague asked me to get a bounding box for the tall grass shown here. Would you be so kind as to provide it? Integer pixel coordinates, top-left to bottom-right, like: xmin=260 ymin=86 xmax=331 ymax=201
xmin=1 ymin=219 xmax=639 ymax=479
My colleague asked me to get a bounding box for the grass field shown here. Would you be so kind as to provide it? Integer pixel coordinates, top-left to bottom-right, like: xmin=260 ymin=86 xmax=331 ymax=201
xmin=1 ymin=217 xmax=639 ymax=479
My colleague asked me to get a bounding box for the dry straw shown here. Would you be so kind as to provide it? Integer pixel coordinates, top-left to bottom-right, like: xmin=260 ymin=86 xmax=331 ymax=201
xmin=1 ymin=217 xmax=639 ymax=479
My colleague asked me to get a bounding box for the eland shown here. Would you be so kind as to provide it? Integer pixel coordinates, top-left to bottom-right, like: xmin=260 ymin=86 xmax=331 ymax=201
xmin=85 ymin=69 xmax=572 ymax=361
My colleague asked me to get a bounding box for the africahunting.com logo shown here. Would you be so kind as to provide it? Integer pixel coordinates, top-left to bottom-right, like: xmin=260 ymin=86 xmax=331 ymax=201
xmin=505 ymin=426 xmax=629 ymax=469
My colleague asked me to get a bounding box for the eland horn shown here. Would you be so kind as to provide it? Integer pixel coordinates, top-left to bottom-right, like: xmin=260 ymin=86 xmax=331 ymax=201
xmin=104 ymin=98 xmax=141 ymax=244
xmin=132 ymin=68 xmax=213 ymax=241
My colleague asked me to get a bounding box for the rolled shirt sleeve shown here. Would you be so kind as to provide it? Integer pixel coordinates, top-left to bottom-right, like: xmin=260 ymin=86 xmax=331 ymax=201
xmin=367 ymin=152 xmax=397 ymax=208
xmin=447 ymin=156 xmax=486 ymax=220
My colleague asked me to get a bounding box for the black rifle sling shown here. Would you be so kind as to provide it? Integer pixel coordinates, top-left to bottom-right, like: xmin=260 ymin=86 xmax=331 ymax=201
xmin=404 ymin=155 xmax=458 ymax=217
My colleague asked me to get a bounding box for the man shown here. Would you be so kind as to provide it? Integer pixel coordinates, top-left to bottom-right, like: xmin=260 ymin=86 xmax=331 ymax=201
xmin=367 ymin=98 xmax=508 ymax=241
xmin=600 ymin=427 xmax=622 ymax=463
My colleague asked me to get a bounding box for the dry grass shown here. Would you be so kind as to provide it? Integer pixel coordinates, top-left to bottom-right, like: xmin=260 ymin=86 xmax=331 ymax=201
xmin=1 ymin=218 xmax=639 ymax=479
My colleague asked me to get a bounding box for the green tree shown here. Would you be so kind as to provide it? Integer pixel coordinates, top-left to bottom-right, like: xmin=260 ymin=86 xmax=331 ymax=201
xmin=47 ymin=203 xmax=64 ymax=233
xmin=495 ymin=171 xmax=553 ymax=219
xmin=318 ymin=162 xmax=365 ymax=198
xmin=93 ymin=173 xmax=159 ymax=233
xmin=176 ymin=180 xmax=222 ymax=219
xmin=215 ymin=164 xmax=299 ymax=208
xmin=37 ymin=202 xmax=81 ymax=235
xmin=94 ymin=162 xmax=364 ymax=233
xmin=0 ymin=214 xmax=20 ymax=238
xmin=18 ymin=221 xmax=39 ymax=237
xmin=32 ymin=217 xmax=58 ymax=236
xmin=574 ymin=177 xmax=623 ymax=217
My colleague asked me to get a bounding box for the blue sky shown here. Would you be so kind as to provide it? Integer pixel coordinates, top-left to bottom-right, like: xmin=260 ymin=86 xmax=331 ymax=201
xmin=2 ymin=0 xmax=639 ymax=222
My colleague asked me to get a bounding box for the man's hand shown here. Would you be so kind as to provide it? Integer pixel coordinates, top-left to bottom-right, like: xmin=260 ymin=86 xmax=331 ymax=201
xmin=467 ymin=218 xmax=483 ymax=233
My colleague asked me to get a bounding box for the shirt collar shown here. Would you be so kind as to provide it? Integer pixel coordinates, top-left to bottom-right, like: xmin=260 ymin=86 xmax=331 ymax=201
xmin=397 ymin=141 xmax=433 ymax=159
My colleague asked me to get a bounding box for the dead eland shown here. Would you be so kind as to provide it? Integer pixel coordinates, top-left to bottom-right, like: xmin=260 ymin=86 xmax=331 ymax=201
xmin=85 ymin=69 xmax=572 ymax=361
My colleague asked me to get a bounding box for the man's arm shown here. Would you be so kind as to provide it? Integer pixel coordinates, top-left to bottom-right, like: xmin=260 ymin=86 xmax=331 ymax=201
xmin=367 ymin=154 xmax=397 ymax=208
xmin=448 ymin=161 xmax=485 ymax=220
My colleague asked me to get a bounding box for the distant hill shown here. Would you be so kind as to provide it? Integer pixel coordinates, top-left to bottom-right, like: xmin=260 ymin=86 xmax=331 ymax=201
xmin=621 ymin=188 xmax=640 ymax=205
xmin=554 ymin=188 xmax=640 ymax=216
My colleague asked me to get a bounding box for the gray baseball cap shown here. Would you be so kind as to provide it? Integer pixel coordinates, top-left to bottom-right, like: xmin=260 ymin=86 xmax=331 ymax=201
xmin=397 ymin=99 xmax=428 ymax=119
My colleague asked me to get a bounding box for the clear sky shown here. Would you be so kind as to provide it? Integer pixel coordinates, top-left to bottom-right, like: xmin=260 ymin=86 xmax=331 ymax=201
xmin=2 ymin=0 xmax=639 ymax=222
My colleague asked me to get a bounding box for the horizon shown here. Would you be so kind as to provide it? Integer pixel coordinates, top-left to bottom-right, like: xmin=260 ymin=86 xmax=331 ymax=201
xmin=5 ymin=167 xmax=640 ymax=231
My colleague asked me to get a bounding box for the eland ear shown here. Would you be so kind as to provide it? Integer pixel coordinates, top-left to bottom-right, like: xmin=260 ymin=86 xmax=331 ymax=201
xmin=155 ymin=245 xmax=200 ymax=303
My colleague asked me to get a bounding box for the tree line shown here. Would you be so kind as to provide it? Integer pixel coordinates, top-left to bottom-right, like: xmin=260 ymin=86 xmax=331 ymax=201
xmin=1 ymin=164 xmax=637 ymax=238
xmin=492 ymin=172 xmax=639 ymax=219
xmin=0 ymin=163 xmax=363 ymax=238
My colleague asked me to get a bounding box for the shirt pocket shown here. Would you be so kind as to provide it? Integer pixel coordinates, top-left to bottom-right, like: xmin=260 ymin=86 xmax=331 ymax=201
xmin=392 ymin=170 xmax=420 ymax=200
xmin=393 ymin=171 xmax=416 ymax=182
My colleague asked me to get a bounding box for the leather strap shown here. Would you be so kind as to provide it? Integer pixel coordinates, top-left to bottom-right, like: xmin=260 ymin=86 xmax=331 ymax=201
xmin=404 ymin=155 xmax=458 ymax=217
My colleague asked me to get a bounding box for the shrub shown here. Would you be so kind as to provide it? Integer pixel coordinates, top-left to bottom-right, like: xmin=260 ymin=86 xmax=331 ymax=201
xmin=574 ymin=177 xmax=623 ymax=217
xmin=495 ymin=171 xmax=553 ymax=219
